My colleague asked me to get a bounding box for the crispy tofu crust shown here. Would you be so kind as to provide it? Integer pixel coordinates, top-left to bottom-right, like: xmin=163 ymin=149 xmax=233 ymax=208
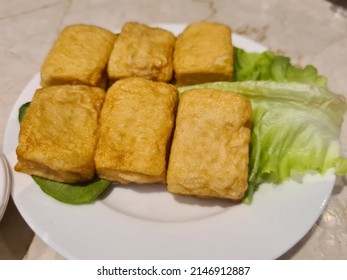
xmin=40 ymin=24 xmax=116 ymax=88
xmin=167 ymin=89 xmax=252 ymax=200
xmin=173 ymin=22 xmax=233 ymax=86
xmin=95 ymin=77 xmax=178 ymax=184
xmin=15 ymin=85 xmax=106 ymax=183
xmin=107 ymin=22 xmax=176 ymax=83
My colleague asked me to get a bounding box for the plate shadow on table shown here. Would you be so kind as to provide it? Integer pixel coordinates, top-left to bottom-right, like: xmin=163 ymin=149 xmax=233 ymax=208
xmin=0 ymin=197 xmax=34 ymax=260
xmin=331 ymin=175 xmax=347 ymax=196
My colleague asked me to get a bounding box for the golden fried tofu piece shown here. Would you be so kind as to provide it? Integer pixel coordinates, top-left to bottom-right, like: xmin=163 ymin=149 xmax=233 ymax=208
xmin=107 ymin=22 xmax=176 ymax=84
xmin=173 ymin=22 xmax=233 ymax=86
xmin=41 ymin=24 xmax=116 ymax=88
xmin=167 ymin=89 xmax=252 ymax=200
xmin=95 ymin=77 xmax=178 ymax=184
xmin=15 ymin=85 xmax=106 ymax=183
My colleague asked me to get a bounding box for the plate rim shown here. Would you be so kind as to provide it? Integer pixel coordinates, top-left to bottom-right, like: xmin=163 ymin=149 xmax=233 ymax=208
xmin=0 ymin=155 xmax=11 ymax=222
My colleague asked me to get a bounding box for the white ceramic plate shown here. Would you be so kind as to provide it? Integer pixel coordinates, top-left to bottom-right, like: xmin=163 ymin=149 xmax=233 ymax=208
xmin=2 ymin=24 xmax=334 ymax=259
xmin=0 ymin=154 xmax=11 ymax=222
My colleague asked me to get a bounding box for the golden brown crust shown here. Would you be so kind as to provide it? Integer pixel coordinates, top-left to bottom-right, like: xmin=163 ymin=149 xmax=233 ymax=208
xmin=15 ymin=85 xmax=106 ymax=183
xmin=173 ymin=22 xmax=233 ymax=86
xmin=107 ymin=22 xmax=176 ymax=83
xmin=167 ymin=89 xmax=252 ymax=200
xmin=95 ymin=77 xmax=178 ymax=184
xmin=40 ymin=24 xmax=116 ymax=88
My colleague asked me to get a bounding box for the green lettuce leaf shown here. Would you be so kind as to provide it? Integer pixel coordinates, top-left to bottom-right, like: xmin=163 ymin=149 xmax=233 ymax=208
xmin=234 ymin=47 xmax=327 ymax=87
xmin=179 ymin=81 xmax=347 ymax=203
xmin=18 ymin=102 xmax=31 ymax=122
xmin=32 ymin=176 xmax=111 ymax=204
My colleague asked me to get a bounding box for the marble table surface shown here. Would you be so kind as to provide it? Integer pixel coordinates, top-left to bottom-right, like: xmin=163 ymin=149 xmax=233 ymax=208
xmin=1 ymin=0 xmax=347 ymax=260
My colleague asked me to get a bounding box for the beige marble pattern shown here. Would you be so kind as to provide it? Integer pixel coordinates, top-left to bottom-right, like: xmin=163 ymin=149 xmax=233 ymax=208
xmin=1 ymin=0 xmax=347 ymax=259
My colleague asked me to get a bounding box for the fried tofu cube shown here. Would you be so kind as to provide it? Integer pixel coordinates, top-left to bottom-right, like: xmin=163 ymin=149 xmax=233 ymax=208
xmin=41 ymin=24 xmax=116 ymax=88
xmin=167 ymin=89 xmax=252 ymax=200
xmin=173 ymin=22 xmax=233 ymax=86
xmin=15 ymin=85 xmax=106 ymax=183
xmin=107 ymin=22 xmax=176 ymax=84
xmin=95 ymin=77 xmax=178 ymax=184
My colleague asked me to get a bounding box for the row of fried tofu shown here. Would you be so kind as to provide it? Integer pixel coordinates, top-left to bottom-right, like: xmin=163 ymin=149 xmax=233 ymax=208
xmin=15 ymin=77 xmax=252 ymax=201
xmin=40 ymin=21 xmax=234 ymax=88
